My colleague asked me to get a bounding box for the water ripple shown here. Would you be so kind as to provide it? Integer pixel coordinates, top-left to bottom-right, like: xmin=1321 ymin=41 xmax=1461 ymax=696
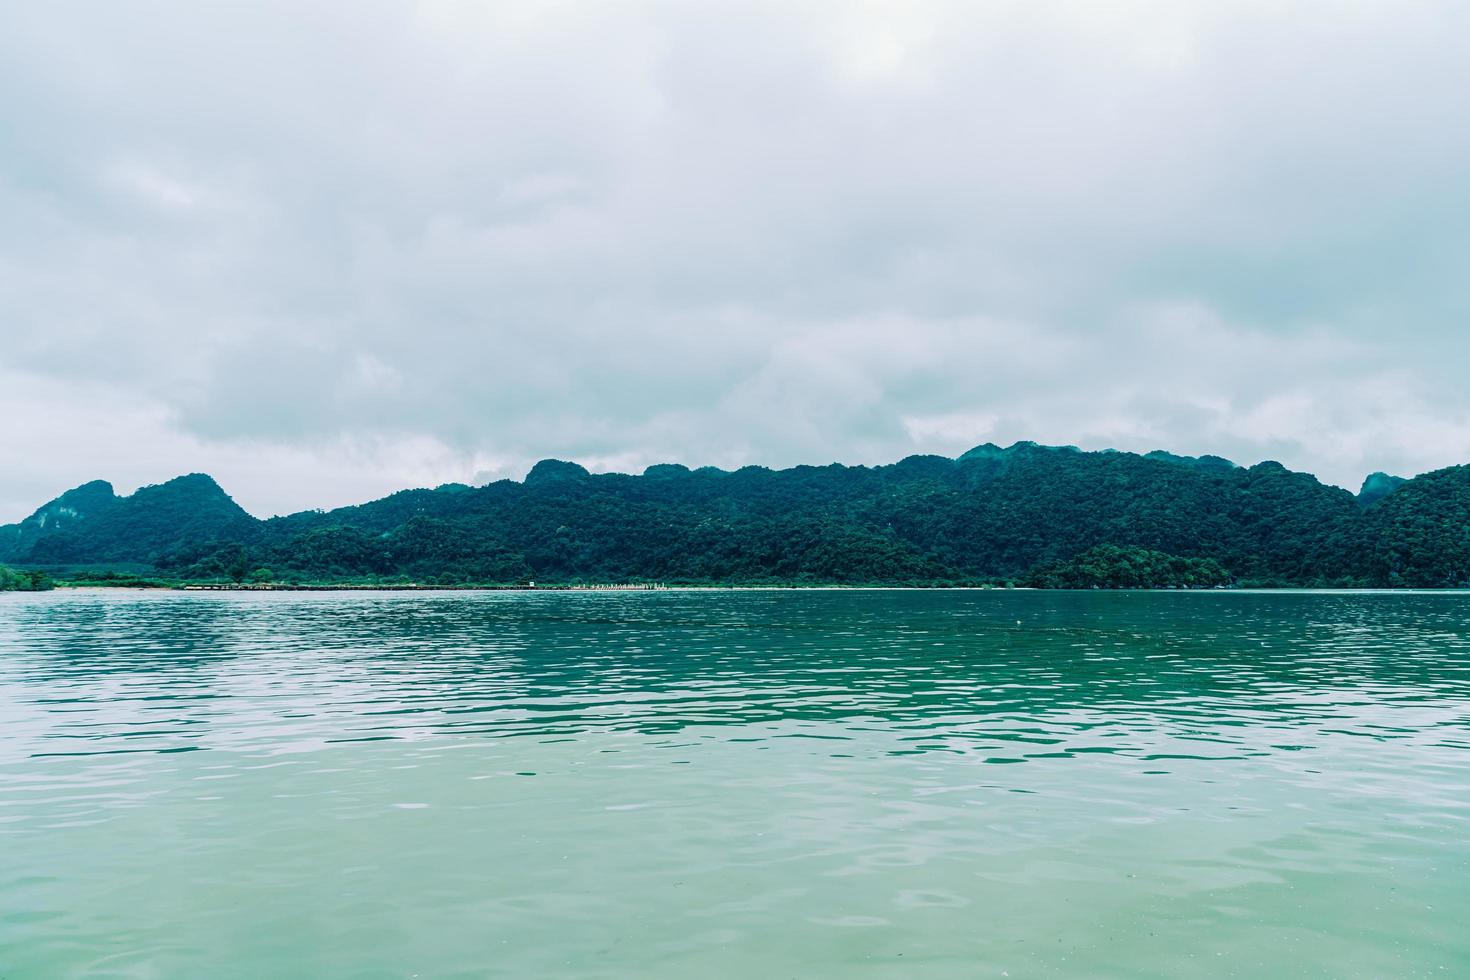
xmin=2 ymin=588 xmax=1469 ymax=977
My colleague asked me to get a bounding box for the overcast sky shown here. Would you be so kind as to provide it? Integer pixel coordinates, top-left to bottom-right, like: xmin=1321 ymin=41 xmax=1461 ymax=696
xmin=4 ymin=1 xmax=1469 ymax=520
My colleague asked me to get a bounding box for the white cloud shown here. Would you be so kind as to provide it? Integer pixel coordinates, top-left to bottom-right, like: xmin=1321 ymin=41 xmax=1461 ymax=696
xmin=902 ymin=412 xmax=1000 ymax=450
xmin=0 ymin=368 xmax=508 ymax=520
xmin=3 ymin=0 xmax=1470 ymax=519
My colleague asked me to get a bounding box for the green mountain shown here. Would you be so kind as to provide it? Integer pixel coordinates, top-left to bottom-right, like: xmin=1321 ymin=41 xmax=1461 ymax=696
xmin=1357 ymin=471 xmax=1407 ymax=508
xmin=0 ymin=479 xmax=117 ymax=561
xmin=2 ymin=474 xmax=256 ymax=566
xmin=3 ymin=444 xmax=1468 ymax=587
xmin=1362 ymin=465 xmax=1470 ymax=587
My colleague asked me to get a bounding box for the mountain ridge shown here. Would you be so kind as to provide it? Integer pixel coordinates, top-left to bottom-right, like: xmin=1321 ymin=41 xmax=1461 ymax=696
xmin=3 ymin=443 xmax=1466 ymax=587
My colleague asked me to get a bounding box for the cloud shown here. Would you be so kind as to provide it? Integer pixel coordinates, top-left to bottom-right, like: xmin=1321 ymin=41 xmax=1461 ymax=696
xmin=0 ymin=368 xmax=516 ymax=521
xmin=3 ymin=0 xmax=1470 ymax=518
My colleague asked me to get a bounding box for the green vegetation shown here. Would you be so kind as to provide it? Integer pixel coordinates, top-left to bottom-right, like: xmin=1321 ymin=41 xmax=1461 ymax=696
xmin=1364 ymin=465 xmax=1470 ymax=588
xmin=1023 ymin=545 xmax=1232 ymax=590
xmin=0 ymin=564 xmax=53 ymax=591
xmin=3 ymin=444 xmax=1469 ymax=589
xmin=58 ymin=569 xmax=176 ymax=589
xmin=0 ymin=474 xmax=255 ymax=568
xmin=1357 ymin=471 xmax=1407 ymax=508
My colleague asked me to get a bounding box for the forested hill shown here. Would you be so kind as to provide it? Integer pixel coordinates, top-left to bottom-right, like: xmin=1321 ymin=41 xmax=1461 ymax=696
xmin=2 ymin=442 xmax=1466 ymax=588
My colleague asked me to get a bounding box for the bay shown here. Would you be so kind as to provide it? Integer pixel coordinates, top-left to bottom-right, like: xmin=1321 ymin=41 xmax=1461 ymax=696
xmin=1 ymin=589 xmax=1467 ymax=978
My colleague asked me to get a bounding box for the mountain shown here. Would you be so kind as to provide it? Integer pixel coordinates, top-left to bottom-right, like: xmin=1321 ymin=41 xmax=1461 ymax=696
xmin=1362 ymin=465 xmax=1470 ymax=587
xmin=4 ymin=444 xmax=1468 ymax=587
xmin=1357 ymin=472 xmax=1407 ymax=508
xmin=0 ymin=479 xmax=117 ymax=562
xmin=6 ymin=474 xmax=256 ymax=565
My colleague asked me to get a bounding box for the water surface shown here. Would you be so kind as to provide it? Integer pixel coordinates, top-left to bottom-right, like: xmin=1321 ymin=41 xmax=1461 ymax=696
xmin=1 ymin=589 xmax=1468 ymax=977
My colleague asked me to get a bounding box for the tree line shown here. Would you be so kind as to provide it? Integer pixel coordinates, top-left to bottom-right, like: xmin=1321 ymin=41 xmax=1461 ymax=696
xmin=4 ymin=443 xmax=1469 ymax=588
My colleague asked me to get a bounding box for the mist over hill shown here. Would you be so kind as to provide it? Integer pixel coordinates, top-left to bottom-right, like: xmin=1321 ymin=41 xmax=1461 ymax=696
xmin=2 ymin=442 xmax=1464 ymax=588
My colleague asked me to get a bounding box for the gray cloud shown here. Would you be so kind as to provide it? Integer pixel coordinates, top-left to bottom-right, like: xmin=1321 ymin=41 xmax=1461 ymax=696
xmin=4 ymin=0 xmax=1470 ymax=519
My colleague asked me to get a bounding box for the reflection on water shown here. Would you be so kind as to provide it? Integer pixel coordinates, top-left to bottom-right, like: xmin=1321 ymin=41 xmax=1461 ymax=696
xmin=1 ymin=589 xmax=1468 ymax=977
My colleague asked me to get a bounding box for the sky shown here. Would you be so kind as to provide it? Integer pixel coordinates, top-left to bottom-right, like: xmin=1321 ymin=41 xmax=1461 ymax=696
xmin=4 ymin=0 xmax=1470 ymax=520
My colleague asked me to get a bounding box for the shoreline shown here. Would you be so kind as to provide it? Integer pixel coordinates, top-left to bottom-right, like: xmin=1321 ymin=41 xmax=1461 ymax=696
xmin=48 ymin=583 xmax=1024 ymax=593
xmin=24 ymin=584 xmax=1470 ymax=596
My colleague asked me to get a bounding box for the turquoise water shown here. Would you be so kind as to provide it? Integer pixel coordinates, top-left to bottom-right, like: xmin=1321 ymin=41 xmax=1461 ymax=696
xmin=1 ymin=589 xmax=1467 ymax=978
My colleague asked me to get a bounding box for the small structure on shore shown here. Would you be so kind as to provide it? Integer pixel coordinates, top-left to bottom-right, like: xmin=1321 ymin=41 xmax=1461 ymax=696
xmin=570 ymin=582 xmax=664 ymax=591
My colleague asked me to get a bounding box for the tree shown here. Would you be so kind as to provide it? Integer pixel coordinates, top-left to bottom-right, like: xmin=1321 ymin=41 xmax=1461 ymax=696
xmin=0 ymin=564 xmax=54 ymax=591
